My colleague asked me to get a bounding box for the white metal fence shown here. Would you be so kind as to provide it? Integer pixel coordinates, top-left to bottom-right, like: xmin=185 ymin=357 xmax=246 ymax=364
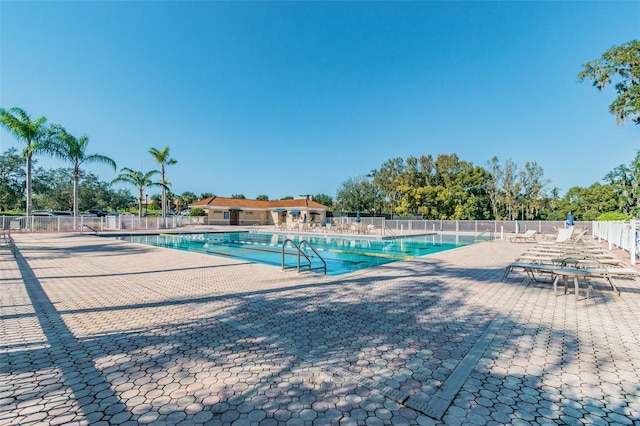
xmin=1 ymin=215 xmax=183 ymax=233
xmin=329 ymin=217 xmax=588 ymax=236
xmin=592 ymin=220 xmax=639 ymax=265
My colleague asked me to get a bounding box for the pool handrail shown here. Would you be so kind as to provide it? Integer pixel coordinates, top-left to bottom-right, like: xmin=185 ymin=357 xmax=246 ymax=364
xmin=281 ymin=238 xmax=326 ymax=275
xmin=384 ymin=226 xmax=397 ymax=239
xmin=281 ymin=238 xmax=300 ymax=272
xmin=475 ymin=229 xmax=495 ymax=242
xmin=298 ymin=240 xmax=327 ymax=275
xmin=81 ymin=224 xmax=98 ymax=235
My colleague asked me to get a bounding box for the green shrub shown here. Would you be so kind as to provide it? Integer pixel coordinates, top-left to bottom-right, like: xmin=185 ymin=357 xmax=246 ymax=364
xmin=597 ymin=212 xmax=631 ymax=221
xmin=190 ymin=207 xmax=206 ymax=216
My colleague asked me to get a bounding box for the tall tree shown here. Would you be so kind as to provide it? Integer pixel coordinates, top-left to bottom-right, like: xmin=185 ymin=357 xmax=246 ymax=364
xmin=518 ymin=161 xmax=548 ymax=220
xmin=603 ymin=164 xmax=634 ymax=214
xmin=0 ymin=107 xmax=55 ymax=215
xmin=149 ymin=146 xmax=177 ymax=217
xmin=404 ymin=154 xmax=488 ymax=220
xmin=50 ymin=125 xmax=116 ymax=222
xmin=546 ymin=187 xmax=561 ymax=219
xmin=578 ymin=40 xmax=640 ymax=125
xmin=177 ymin=191 xmax=198 ymax=211
xmin=395 ymin=155 xmax=433 ymax=217
xmin=501 ymin=159 xmax=520 ymax=220
xmin=112 ymin=168 xmax=162 ymax=218
xmin=486 ymin=156 xmax=503 ymax=219
xmin=32 ymin=167 xmax=73 ymax=211
xmin=563 ymin=184 xmax=618 ymax=221
xmin=335 ymin=177 xmax=374 ymax=214
xmin=32 ymin=167 xmax=114 ymax=213
xmin=0 ymin=148 xmax=25 ymax=211
xmin=602 ymin=151 xmax=640 ymax=215
xmin=107 ymin=188 xmax=136 ymax=212
xmin=629 ymin=153 xmax=640 ymax=216
xmin=374 ymin=157 xmax=405 ymax=216
xmin=312 ymin=193 xmax=334 ymax=208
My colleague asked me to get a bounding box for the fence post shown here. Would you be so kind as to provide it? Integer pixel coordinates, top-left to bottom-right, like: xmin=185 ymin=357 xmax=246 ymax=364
xmin=631 ymin=220 xmax=638 ymax=265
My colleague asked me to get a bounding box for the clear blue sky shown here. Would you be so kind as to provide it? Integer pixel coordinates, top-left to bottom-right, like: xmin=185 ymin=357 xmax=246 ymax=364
xmin=1 ymin=1 xmax=639 ymax=201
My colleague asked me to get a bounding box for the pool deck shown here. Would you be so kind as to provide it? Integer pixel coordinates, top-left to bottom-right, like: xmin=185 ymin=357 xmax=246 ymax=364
xmin=2 ymin=230 xmax=639 ymax=425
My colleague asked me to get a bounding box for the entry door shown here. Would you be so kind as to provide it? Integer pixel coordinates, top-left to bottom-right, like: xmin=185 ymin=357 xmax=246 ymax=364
xmin=230 ymin=211 xmax=240 ymax=225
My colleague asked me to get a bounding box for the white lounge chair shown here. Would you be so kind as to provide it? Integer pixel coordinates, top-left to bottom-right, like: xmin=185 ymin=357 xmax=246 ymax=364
xmin=537 ymin=227 xmax=574 ymax=244
xmin=510 ymin=230 xmax=538 ymax=243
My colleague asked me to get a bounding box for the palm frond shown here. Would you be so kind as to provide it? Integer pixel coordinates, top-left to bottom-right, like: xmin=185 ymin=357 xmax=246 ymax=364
xmin=84 ymin=154 xmax=117 ymax=171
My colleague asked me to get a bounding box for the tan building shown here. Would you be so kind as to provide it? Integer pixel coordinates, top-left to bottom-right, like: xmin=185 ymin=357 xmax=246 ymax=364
xmin=190 ymin=196 xmax=329 ymax=226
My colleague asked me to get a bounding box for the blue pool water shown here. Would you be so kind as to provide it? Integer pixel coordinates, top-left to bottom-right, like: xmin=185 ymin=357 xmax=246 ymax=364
xmin=113 ymin=232 xmax=484 ymax=276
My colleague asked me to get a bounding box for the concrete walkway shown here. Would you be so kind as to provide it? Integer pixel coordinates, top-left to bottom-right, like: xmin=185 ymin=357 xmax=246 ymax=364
xmin=1 ymin=232 xmax=639 ymax=425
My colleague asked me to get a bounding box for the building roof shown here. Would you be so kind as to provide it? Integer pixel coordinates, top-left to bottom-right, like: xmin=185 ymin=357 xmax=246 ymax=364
xmin=190 ymin=196 xmax=327 ymax=210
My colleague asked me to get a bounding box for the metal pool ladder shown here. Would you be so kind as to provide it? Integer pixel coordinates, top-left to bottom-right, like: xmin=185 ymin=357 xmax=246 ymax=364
xmin=475 ymin=229 xmax=495 ymax=242
xmin=81 ymin=224 xmax=98 ymax=235
xmin=282 ymin=239 xmax=327 ymax=274
xmin=384 ymin=226 xmax=397 ymax=239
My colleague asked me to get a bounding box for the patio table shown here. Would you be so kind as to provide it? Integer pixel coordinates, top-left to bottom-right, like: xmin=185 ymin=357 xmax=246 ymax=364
xmin=551 ymin=267 xmax=593 ymax=300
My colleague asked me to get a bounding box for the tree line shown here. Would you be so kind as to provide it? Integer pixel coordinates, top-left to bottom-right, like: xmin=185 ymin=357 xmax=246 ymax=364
xmin=2 ymin=140 xmax=637 ymax=222
xmin=0 ymin=144 xmax=209 ymax=216
xmin=332 ymin=152 xmax=640 ymax=221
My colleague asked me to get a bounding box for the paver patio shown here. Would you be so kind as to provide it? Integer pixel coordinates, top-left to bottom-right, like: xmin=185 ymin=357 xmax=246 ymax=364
xmin=1 ymin=231 xmax=639 ymax=425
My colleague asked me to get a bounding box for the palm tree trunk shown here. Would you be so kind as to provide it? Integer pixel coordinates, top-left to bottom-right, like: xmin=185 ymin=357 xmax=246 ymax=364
xmin=73 ymin=168 xmax=80 ymax=229
xmin=162 ymin=188 xmax=166 ymax=218
xmin=161 ymin=165 xmax=166 ymax=218
xmin=25 ymin=154 xmax=32 ymax=216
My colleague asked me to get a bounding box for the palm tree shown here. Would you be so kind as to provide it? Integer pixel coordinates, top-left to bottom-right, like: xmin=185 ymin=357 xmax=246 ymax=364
xmin=149 ymin=146 xmax=177 ymax=217
xmin=0 ymin=107 xmax=55 ymax=215
xmin=50 ymin=125 xmax=117 ymax=222
xmin=112 ymin=168 xmax=162 ymax=218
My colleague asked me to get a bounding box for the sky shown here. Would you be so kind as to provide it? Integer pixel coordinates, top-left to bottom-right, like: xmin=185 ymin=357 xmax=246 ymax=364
xmin=1 ymin=1 xmax=639 ymax=201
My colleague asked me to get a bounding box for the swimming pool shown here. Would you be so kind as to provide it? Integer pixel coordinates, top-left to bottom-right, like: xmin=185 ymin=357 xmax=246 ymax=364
xmin=112 ymin=232 xmax=485 ymax=275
